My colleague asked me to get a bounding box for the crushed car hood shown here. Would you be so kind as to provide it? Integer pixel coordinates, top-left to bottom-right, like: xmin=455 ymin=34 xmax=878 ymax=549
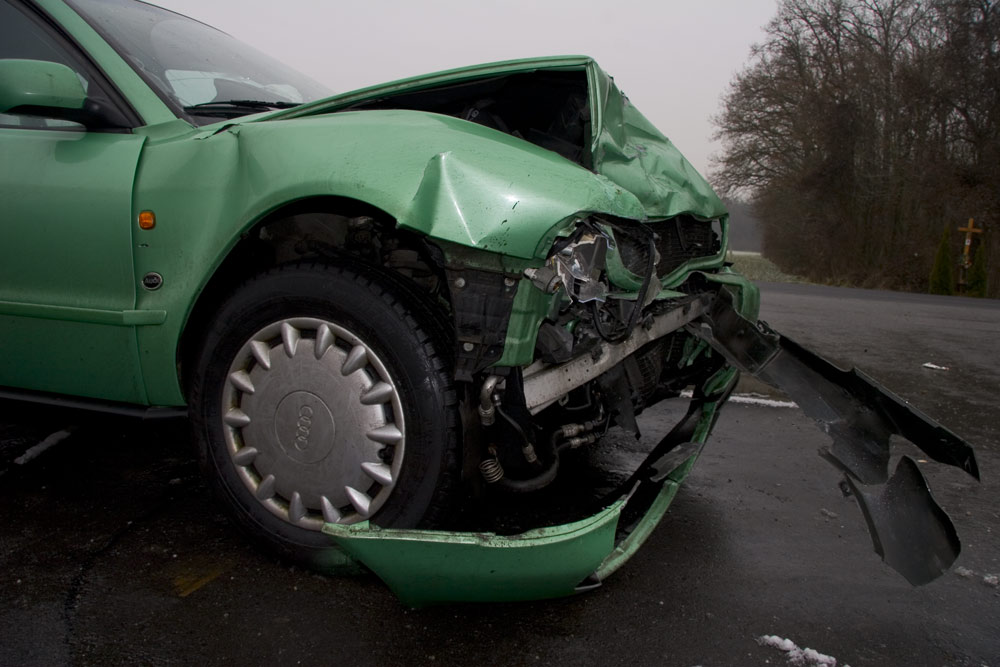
xmin=265 ymin=55 xmax=726 ymax=223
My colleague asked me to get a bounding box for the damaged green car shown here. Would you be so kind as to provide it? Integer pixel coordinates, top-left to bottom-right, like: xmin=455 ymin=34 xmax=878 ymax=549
xmin=0 ymin=0 xmax=978 ymax=606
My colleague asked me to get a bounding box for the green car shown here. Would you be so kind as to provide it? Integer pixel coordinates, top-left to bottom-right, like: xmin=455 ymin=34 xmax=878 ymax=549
xmin=0 ymin=0 xmax=978 ymax=606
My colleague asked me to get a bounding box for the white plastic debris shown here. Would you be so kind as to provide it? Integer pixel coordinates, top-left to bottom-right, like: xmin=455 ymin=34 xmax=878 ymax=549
xmin=758 ymin=635 xmax=842 ymax=666
xmin=921 ymin=362 xmax=949 ymax=371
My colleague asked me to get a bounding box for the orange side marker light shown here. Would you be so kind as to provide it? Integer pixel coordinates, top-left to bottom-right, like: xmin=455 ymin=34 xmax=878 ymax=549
xmin=138 ymin=210 xmax=156 ymax=230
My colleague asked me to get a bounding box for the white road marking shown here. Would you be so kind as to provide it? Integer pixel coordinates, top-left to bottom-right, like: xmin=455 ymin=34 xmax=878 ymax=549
xmin=681 ymin=389 xmax=798 ymax=409
xmin=14 ymin=428 xmax=75 ymax=465
xmin=728 ymin=394 xmax=798 ymax=409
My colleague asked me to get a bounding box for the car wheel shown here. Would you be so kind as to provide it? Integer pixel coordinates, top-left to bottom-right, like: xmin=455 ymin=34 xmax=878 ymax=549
xmin=189 ymin=262 xmax=459 ymax=566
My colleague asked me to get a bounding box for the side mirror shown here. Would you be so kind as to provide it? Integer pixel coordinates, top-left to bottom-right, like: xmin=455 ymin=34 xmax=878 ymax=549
xmin=0 ymin=59 xmax=87 ymax=114
xmin=0 ymin=58 xmax=130 ymax=129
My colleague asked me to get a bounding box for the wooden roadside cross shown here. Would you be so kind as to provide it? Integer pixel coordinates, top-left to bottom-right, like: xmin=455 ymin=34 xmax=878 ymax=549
xmin=958 ymin=218 xmax=983 ymax=269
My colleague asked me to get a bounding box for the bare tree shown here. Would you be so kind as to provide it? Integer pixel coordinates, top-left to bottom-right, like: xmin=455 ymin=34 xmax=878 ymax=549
xmin=713 ymin=0 xmax=998 ymax=295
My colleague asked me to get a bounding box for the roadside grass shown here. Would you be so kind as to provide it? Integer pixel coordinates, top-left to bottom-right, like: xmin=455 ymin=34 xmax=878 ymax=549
xmin=726 ymin=251 xmax=808 ymax=284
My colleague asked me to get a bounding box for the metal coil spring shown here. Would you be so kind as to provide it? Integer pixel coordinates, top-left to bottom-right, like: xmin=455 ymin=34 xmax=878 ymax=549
xmin=478 ymin=457 xmax=504 ymax=484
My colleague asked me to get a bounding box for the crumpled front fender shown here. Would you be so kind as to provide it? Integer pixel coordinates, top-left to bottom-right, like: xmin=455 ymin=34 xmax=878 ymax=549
xmin=405 ymin=146 xmax=643 ymax=259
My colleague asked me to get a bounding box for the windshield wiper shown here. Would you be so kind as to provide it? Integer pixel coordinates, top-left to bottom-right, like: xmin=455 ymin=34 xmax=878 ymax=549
xmin=183 ymin=99 xmax=301 ymax=118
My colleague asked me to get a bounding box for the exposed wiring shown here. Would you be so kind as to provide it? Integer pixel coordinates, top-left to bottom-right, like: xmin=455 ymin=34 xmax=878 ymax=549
xmin=592 ymin=229 xmax=656 ymax=344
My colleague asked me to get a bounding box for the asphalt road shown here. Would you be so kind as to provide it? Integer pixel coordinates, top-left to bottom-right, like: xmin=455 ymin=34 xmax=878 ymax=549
xmin=1 ymin=283 xmax=998 ymax=666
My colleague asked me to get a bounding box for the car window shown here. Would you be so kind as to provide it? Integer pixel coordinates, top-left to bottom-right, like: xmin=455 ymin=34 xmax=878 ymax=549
xmin=0 ymin=0 xmax=92 ymax=129
xmin=69 ymin=0 xmax=331 ymax=123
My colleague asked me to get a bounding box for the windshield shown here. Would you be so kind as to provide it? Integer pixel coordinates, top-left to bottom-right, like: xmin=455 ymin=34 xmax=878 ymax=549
xmin=69 ymin=0 xmax=332 ymax=123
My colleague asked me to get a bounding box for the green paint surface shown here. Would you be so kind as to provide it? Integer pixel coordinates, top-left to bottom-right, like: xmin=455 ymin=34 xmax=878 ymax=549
xmin=325 ymin=501 xmax=623 ymax=607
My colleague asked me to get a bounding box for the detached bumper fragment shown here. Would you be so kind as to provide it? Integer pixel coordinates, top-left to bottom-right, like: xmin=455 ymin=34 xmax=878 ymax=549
xmin=688 ymin=290 xmax=979 ymax=585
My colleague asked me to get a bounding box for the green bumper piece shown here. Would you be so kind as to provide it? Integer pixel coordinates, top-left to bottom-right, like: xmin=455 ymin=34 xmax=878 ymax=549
xmin=324 ymin=391 xmax=729 ymax=607
xmin=324 ymin=499 xmax=623 ymax=607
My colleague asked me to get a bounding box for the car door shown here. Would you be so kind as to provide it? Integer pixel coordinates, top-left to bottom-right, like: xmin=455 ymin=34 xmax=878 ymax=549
xmin=0 ymin=0 xmax=148 ymax=403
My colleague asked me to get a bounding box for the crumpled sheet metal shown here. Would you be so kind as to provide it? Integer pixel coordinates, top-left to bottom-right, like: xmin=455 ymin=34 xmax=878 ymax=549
xmin=405 ymin=145 xmax=643 ymax=260
xmin=589 ymin=66 xmax=727 ymax=222
xmin=278 ymin=55 xmax=730 ymax=232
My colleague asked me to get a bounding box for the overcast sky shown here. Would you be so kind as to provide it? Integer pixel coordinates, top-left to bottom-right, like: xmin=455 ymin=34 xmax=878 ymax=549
xmin=151 ymin=0 xmax=778 ymax=178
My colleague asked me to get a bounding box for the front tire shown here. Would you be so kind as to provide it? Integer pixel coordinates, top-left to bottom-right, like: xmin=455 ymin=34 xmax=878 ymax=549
xmin=189 ymin=262 xmax=459 ymax=566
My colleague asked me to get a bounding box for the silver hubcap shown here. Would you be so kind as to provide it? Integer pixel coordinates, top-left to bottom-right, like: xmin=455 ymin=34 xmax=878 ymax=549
xmin=221 ymin=317 xmax=404 ymax=530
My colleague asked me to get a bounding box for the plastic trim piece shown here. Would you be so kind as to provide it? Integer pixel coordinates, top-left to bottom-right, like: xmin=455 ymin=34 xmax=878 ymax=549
xmin=0 ymin=300 xmax=166 ymax=326
xmin=0 ymin=386 xmax=186 ymax=418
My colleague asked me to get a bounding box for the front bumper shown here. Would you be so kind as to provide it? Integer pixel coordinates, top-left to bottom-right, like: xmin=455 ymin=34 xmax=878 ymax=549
xmin=324 ymin=369 xmax=736 ymax=607
xmin=322 ymin=285 xmax=977 ymax=606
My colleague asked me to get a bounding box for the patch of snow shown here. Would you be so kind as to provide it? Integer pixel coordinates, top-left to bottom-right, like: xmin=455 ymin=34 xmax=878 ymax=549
xmin=983 ymin=574 xmax=998 ymax=588
xmin=954 ymin=566 xmax=976 ymax=579
xmin=921 ymin=362 xmax=949 ymax=371
xmin=758 ymin=635 xmax=843 ymax=667
xmin=760 ymin=635 xmax=798 ymax=652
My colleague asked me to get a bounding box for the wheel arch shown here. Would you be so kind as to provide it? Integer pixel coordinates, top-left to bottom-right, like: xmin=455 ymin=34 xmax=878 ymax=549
xmin=176 ymin=194 xmax=451 ymax=399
